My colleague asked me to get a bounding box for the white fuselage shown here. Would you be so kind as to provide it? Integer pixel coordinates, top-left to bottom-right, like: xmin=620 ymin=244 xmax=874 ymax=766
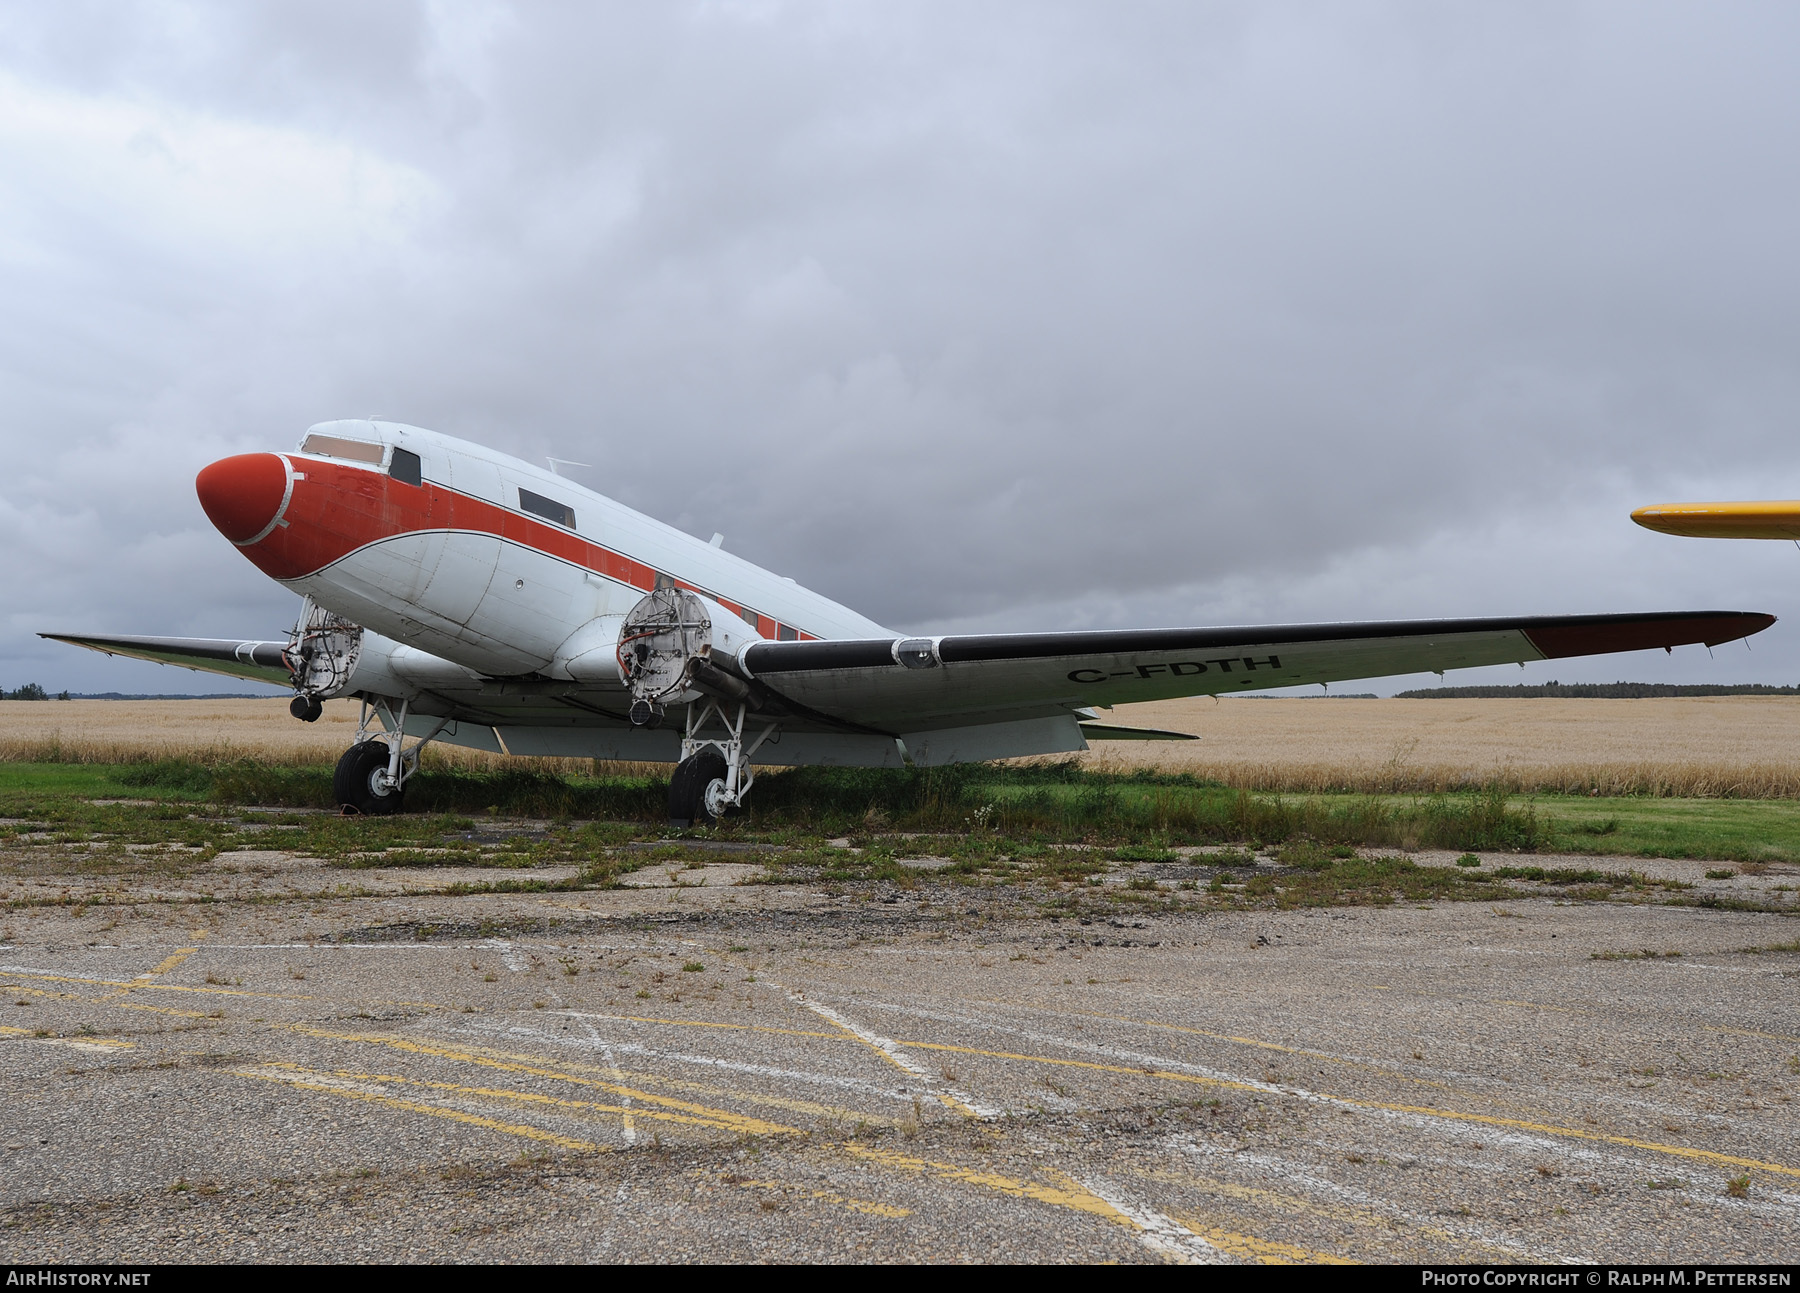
xmin=234 ymin=419 xmax=890 ymax=681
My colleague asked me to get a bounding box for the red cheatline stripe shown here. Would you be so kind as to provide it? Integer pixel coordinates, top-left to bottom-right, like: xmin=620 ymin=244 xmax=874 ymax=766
xmin=239 ymin=457 xmax=815 ymax=640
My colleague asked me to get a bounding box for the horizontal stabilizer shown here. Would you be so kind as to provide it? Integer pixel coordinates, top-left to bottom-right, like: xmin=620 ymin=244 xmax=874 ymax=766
xmin=40 ymin=633 xmax=291 ymax=688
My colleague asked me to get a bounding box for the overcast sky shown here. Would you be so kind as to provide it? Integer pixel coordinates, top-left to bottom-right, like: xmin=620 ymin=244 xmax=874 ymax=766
xmin=4 ymin=1 xmax=1799 ymax=697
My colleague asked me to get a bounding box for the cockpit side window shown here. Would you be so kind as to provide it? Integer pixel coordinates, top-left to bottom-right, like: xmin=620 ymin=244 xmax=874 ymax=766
xmin=389 ymin=448 xmax=422 ymax=486
xmin=519 ymin=487 xmax=576 ymax=529
xmin=299 ymin=434 xmax=384 ymax=464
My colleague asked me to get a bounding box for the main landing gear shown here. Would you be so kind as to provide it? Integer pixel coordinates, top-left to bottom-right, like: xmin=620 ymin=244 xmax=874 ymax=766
xmin=667 ymin=696 xmax=778 ymax=827
xmin=333 ymin=697 xmax=447 ymax=815
xmin=618 ymin=586 xmax=780 ymax=827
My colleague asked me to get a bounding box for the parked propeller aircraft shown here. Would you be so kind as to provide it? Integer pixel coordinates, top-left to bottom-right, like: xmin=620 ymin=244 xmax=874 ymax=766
xmin=46 ymin=421 xmax=1775 ymax=822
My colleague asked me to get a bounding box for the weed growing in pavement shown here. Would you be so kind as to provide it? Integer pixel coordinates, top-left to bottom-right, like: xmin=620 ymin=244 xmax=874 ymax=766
xmin=1591 ymin=949 xmax=1684 ymax=961
xmin=5 ymin=757 xmax=1791 ymax=915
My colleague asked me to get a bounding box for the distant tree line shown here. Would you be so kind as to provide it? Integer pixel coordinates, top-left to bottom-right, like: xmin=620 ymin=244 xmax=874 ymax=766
xmin=1394 ymin=681 xmax=1800 ymax=699
xmin=4 ymin=684 xmax=69 ymax=700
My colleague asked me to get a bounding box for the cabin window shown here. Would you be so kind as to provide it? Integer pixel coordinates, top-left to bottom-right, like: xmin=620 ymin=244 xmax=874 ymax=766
xmin=389 ymin=448 xmax=422 ymax=486
xmin=653 ymin=571 xmax=675 ymax=591
xmin=738 ymin=606 xmax=758 ymax=628
xmin=300 ymin=434 xmax=384 ymax=464
xmin=777 ymin=624 xmax=799 ymax=641
xmin=519 ymin=487 xmax=576 ymax=529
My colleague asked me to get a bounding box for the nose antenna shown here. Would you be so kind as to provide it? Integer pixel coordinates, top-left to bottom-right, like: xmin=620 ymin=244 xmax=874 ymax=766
xmin=546 ymin=457 xmax=591 ymax=476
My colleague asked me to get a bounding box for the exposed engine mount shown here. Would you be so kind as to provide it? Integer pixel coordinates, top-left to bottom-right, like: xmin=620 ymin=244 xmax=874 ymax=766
xmin=286 ymin=597 xmax=363 ymax=722
xmin=618 ymin=587 xmax=711 ymax=728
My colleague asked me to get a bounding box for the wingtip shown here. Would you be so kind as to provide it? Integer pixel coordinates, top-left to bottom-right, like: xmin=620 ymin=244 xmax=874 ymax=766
xmin=1631 ymin=501 xmax=1800 ymax=539
xmin=1707 ymin=611 xmax=1778 ymax=646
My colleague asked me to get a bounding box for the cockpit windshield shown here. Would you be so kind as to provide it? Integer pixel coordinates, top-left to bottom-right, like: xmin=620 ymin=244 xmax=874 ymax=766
xmin=299 ymin=434 xmax=385 ymax=464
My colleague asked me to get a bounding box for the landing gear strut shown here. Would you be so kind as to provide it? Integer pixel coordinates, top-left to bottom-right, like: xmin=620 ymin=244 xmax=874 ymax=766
xmin=667 ymin=697 xmax=777 ymax=827
xmin=333 ymin=697 xmax=447 ymax=815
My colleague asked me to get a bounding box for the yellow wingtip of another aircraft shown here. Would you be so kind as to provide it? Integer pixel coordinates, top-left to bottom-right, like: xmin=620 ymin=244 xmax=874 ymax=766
xmin=1632 ymin=500 xmax=1800 ymax=540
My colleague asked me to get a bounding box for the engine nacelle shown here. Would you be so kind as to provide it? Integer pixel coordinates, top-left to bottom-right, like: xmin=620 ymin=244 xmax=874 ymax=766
xmin=618 ymin=588 xmax=762 ymax=727
xmin=288 ymin=600 xmax=363 ymax=700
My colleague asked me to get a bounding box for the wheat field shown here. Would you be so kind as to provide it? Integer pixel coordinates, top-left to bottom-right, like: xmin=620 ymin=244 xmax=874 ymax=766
xmin=3 ymin=695 xmax=1799 ymax=797
xmin=1081 ymin=696 xmax=1800 ymax=796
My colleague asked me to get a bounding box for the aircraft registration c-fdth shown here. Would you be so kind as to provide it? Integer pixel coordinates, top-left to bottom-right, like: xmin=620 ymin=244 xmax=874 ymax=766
xmin=45 ymin=421 xmax=1775 ymax=824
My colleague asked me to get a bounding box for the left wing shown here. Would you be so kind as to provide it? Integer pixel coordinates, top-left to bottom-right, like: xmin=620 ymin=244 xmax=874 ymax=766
xmin=41 ymin=633 xmax=293 ymax=688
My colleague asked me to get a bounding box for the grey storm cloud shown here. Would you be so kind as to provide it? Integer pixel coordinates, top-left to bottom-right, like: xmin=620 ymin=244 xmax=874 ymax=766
xmin=3 ymin=1 xmax=1800 ymax=695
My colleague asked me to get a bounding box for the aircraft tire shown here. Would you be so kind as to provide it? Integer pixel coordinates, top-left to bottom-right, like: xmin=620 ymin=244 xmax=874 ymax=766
xmin=668 ymin=748 xmax=728 ymax=827
xmin=333 ymin=741 xmax=404 ymax=816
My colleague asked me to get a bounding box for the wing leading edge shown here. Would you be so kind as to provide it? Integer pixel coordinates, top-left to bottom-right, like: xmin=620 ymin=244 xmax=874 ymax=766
xmin=41 ymin=633 xmax=292 ymax=688
xmin=730 ymin=610 xmax=1775 ymax=732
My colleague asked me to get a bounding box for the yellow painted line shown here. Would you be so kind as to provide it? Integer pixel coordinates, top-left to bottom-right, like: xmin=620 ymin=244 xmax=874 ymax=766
xmin=131 ymin=983 xmax=311 ymax=1001
xmin=703 ymin=1172 xmax=911 ymax=1219
xmin=600 ymin=1049 xmax=636 ymax=1145
xmin=139 ymin=947 xmax=199 ymax=980
xmin=1002 ymin=1001 xmax=1474 ymax=1098
xmin=4 ymin=966 xmax=438 ymax=1011
xmin=5 ymin=967 xmax=310 ymax=1002
xmin=429 ymin=1038 xmax=902 ymax=1131
xmin=795 ymin=999 xmax=984 ymax=1119
xmin=1172 ymin=1214 xmax=1355 ymax=1265
xmin=844 ymin=1144 xmax=1139 ymax=1229
xmin=232 ymin=1066 xmax=605 ymax=1155
xmin=110 ymin=1000 xmax=215 ymax=1021
xmin=567 ymin=1012 xmax=845 ymax=1041
xmin=1127 ymin=1165 xmax=1505 ymax=1256
xmin=812 ymin=1012 xmax=915 ymax=1076
xmin=895 ymin=1039 xmax=1800 ymax=1179
xmin=901 ymin=1037 xmax=1258 ymax=1091
xmin=254 ymin=1062 xmax=773 ymax=1136
xmin=275 ymin=1025 xmax=800 ymax=1137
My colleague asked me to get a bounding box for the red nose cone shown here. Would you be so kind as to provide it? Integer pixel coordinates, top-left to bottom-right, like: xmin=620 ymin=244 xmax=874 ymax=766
xmin=196 ymin=453 xmax=288 ymax=544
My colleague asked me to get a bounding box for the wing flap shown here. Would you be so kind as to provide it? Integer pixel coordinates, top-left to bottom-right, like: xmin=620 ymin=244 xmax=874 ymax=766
xmin=1078 ymin=723 xmax=1197 ymax=741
